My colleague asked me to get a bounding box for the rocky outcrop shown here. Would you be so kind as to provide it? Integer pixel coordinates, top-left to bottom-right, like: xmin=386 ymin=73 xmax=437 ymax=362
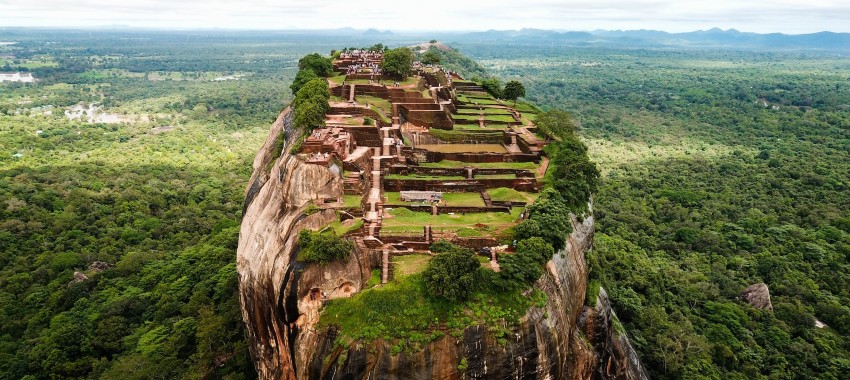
xmin=68 ymin=271 xmax=88 ymax=287
xmin=237 ymin=108 xmax=647 ymax=379
xmin=741 ymin=283 xmax=773 ymax=310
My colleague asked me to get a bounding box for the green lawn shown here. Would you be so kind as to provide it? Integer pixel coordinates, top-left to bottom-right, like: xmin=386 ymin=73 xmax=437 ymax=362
xmin=382 ymin=207 xmax=523 ymax=231
xmin=357 ymin=95 xmax=391 ymax=114
xmin=318 ymin=273 xmax=538 ymax=349
xmin=326 ymin=218 xmax=364 ymax=236
xmin=483 ymin=115 xmax=517 ymax=123
xmin=343 ymin=194 xmax=363 ymax=208
xmin=452 ymin=123 xmax=510 ymax=131
xmin=452 ymin=114 xmax=482 ymax=121
xmin=392 ymin=255 xmax=433 ymax=277
xmin=475 ymin=174 xmax=516 ymax=179
xmin=441 ymin=192 xmax=485 ymax=206
xmin=419 ymin=160 xmax=538 ymax=170
xmin=384 ymin=173 xmax=466 ymax=180
xmin=487 ymin=187 xmax=540 ymax=203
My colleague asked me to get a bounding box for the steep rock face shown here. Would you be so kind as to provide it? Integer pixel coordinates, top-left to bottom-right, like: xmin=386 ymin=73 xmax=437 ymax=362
xmin=579 ymin=288 xmax=649 ymax=380
xmin=238 ymin=109 xmax=647 ymax=379
xmin=238 ymin=108 xmax=345 ymax=379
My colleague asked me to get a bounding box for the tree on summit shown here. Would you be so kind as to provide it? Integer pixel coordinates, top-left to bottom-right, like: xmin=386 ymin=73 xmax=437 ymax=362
xmin=298 ymin=53 xmax=333 ymax=77
xmin=382 ymin=47 xmax=414 ymax=79
xmin=503 ymin=80 xmax=526 ymax=101
xmin=421 ymin=50 xmax=441 ymax=65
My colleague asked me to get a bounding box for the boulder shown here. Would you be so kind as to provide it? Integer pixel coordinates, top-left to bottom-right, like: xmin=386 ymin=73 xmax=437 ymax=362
xmin=88 ymin=261 xmax=113 ymax=272
xmin=741 ymin=283 xmax=773 ymax=310
xmin=68 ymin=271 xmax=88 ymax=287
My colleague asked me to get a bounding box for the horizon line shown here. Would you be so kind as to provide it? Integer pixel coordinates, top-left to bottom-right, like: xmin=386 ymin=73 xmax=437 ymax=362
xmin=1 ymin=25 xmax=847 ymax=36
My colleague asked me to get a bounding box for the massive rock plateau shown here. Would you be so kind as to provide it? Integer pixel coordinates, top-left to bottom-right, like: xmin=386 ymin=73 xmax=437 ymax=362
xmin=238 ymin=110 xmax=648 ymax=379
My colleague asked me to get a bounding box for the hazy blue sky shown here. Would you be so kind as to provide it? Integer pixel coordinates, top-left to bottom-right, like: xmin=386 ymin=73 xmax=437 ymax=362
xmin=1 ymin=0 xmax=848 ymax=34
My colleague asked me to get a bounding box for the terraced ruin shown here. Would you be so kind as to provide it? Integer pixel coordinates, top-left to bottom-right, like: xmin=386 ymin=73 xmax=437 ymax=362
xmin=294 ymin=49 xmax=549 ymax=271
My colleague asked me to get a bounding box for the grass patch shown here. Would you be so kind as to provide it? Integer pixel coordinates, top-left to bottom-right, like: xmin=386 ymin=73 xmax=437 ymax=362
xmin=318 ymin=273 xmax=536 ymax=350
xmin=441 ymin=192 xmax=485 ymax=207
xmin=487 ymin=187 xmax=540 ymax=203
xmin=382 ymin=208 xmax=523 ymax=232
xmin=475 ymin=174 xmax=516 ymax=179
xmin=380 ymin=225 xmax=425 ymax=235
xmin=452 ymin=114 xmax=483 ymax=121
xmin=343 ymin=194 xmax=362 ymax=208
xmin=357 ymin=95 xmax=391 ymax=113
xmin=483 ymin=114 xmax=517 ymax=123
xmin=326 ymin=218 xmax=364 ymax=236
xmin=384 ymin=173 xmax=466 ymax=180
xmin=366 ymin=269 xmax=382 ymax=288
xmin=392 ymin=255 xmax=433 ymax=277
xmin=419 ymin=160 xmax=538 ymax=170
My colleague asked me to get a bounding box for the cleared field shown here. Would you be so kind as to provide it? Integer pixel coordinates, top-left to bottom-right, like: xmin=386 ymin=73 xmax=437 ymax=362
xmin=487 ymin=187 xmax=540 ymax=203
xmin=384 ymin=174 xmax=466 ymax=180
xmin=343 ymin=194 xmax=362 ymax=208
xmin=417 ymin=144 xmax=507 ymax=153
xmin=419 ymin=160 xmax=538 ymax=170
xmin=381 ymin=207 xmax=523 ymax=232
xmin=392 ymin=255 xmax=433 ymax=277
xmin=385 ymin=191 xmax=484 ymax=207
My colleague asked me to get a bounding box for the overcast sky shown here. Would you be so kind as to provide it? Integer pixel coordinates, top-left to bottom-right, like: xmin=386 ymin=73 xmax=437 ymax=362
xmin=1 ymin=0 xmax=848 ymax=34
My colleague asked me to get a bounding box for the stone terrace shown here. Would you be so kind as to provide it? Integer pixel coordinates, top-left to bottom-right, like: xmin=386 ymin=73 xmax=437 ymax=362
xmin=294 ymin=49 xmax=551 ymax=283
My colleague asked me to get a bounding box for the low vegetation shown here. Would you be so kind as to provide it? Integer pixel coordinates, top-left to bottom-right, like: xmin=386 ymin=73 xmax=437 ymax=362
xmin=297 ymin=230 xmax=354 ymax=264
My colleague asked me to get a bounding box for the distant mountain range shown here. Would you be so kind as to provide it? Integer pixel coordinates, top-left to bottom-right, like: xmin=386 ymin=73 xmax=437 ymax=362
xmin=442 ymin=28 xmax=850 ymax=51
xmin=2 ymin=26 xmax=847 ymax=51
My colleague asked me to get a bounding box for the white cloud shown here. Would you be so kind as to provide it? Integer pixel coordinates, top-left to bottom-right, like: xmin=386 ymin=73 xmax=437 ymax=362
xmin=0 ymin=0 xmax=848 ymax=33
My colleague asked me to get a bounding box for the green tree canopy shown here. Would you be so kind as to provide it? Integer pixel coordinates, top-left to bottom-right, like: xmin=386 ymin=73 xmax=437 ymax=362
xmin=535 ymin=109 xmax=577 ymax=140
xmin=479 ymin=77 xmax=503 ymax=99
xmin=421 ymin=50 xmax=441 ymax=65
xmin=290 ymin=68 xmax=319 ymax=95
xmin=292 ymin=78 xmax=330 ymax=131
xmin=422 ymin=244 xmax=480 ymax=302
xmin=298 ymin=53 xmax=333 ymax=77
xmin=382 ymin=48 xmax=414 ymax=79
xmin=503 ymin=80 xmax=526 ymax=101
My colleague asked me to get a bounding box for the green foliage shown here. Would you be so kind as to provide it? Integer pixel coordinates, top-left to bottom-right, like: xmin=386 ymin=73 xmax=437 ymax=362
xmin=477 ymin=77 xmax=503 ymax=99
xmin=546 ymin=136 xmax=600 ymax=212
xmin=420 ymin=50 xmax=441 ymax=65
xmin=381 ymin=48 xmax=414 ymax=79
xmin=292 ymin=77 xmax=330 ymax=131
xmin=516 ymin=237 xmax=554 ymax=265
xmin=497 ymin=249 xmax=542 ymax=289
xmin=298 ymin=53 xmax=333 ymax=77
xmin=422 ymin=245 xmax=480 ymax=302
xmin=478 ymin=46 xmax=850 ymax=379
xmin=290 ymin=68 xmax=319 ymax=94
xmin=534 ymin=109 xmax=577 ymax=140
xmin=502 ymin=80 xmax=526 ymax=101
xmin=298 ymin=230 xmax=354 ymax=264
xmin=515 ymin=189 xmax=573 ymax=251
